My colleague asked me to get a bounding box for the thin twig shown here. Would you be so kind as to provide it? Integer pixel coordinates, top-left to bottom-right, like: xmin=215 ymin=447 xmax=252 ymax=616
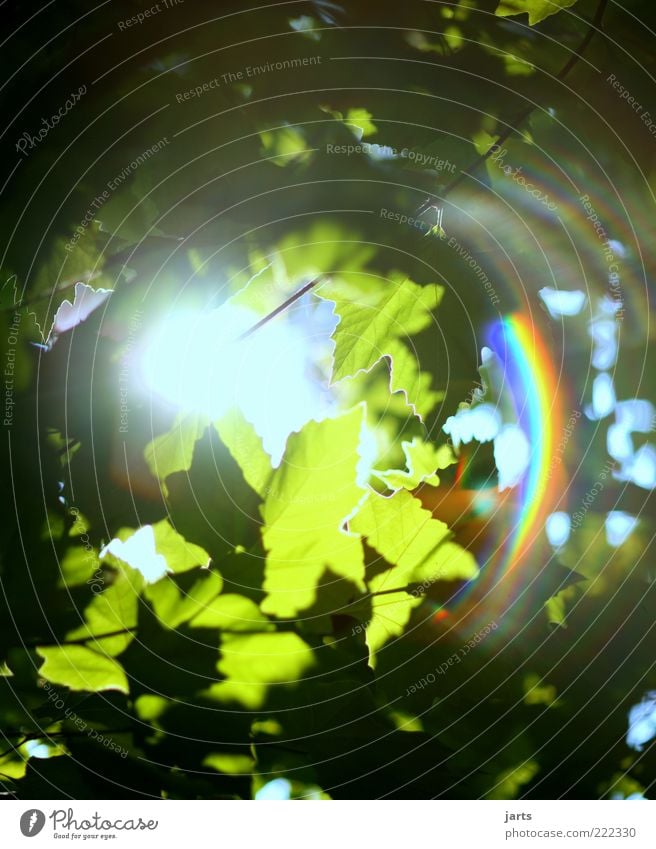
xmin=22 ymin=627 xmax=137 ymax=650
xmin=237 ymin=277 xmax=323 ymax=341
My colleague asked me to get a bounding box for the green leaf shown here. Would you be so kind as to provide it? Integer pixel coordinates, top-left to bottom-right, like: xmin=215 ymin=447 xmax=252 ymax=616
xmin=259 ymin=126 xmax=313 ymax=166
xmin=495 ymin=0 xmax=578 ymax=25
xmin=215 ymin=409 xmax=272 ymax=498
xmin=203 ymin=752 xmax=255 ymax=775
xmin=350 ymin=490 xmax=478 ymax=664
xmin=64 ymin=564 xmax=142 ymax=655
xmin=190 ymin=594 xmax=273 ymax=632
xmin=375 ymin=439 xmax=456 ymax=490
xmin=385 ymin=340 xmax=443 ymax=422
xmin=37 ymin=646 xmax=129 ymax=694
xmin=0 ymin=748 xmax=28 ymax=780
xmin=28 ymin=224 xmax=116 ymax=340
xmin=321 ymin=275 xmax=443 ymax=419
xmin=345 ymin=108 xmax=378 ymax=138
xmin=145 ymin=569 xmax=223 ymax=630
xmin=418 ymin=540 xmax=479 ymax=586
xmin=209 ymin=632 xmax=316 ymax=709
xmin=144 ymin=414 xmax=208 ymax=491
xmin=57 ymin=544 xmax=101 ymax=589
xmin=351 ymin=489 xmax=452 ymax=578
xmin=151 ymin=520 xmax=212 ymax=574
xmin=102 ymin=521 xmax=210 ymax=580
xmin=261 ymin=408 xmax=366 ymax=618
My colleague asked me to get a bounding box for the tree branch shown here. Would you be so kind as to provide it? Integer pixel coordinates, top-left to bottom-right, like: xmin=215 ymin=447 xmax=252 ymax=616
xmin=420 ymin=0 xmax=609 ymax=211
xmin=237 ymin=276 xmax=324 ymax=341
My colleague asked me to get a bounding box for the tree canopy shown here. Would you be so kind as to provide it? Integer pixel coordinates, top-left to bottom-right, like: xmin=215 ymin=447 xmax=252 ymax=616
xmin=1 ymin=0 xmax=655 ymax=800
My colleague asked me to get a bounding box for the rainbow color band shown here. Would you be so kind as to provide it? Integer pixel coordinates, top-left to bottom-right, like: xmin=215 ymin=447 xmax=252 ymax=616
xmin=437 ymin=313 xmax=565 ymax=629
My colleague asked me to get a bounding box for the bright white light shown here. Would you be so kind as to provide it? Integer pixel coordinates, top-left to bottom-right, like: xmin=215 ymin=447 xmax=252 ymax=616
xmin=140 ymin=300 xmax=338 ymax=465
xmin=494 ymin=424 xmax=530 ymax=491
xmin=49 ymin=282 xmax=111 ymax=342
xmin=607 ymin=424 xmax=633 ymax=463
xmin=101 ymin=525 xmax=169 ymax=583
xmin=539 ymin=287 xmax=586 ymax=318
xmin=25 ymin=740 xmax=51 ymax=759
xmin=545 ymin=512 xmax=571 ymax=548
xmin=358 ymin=421 xmax=381 ymax=487
xmin=616 ymin=444 xmax=656 ymax=490
xmin=589 ymin=317 xmax=617 ymax=370
xmin=443 ymin=403 xmax=501 ymax=449
xmin=627 ymin=692 xmax=656 ymax=751
xmin=611 ymin=792 xmax=647 ymax=800
xmin=608 ymin=239 xmax=627 ymax=258
xmin=255 ymin=778 xmax=292 ymax=800
xmin=481 ymin=346 xmax=494 ymax=365
xmin=599 ymin=295 xmax=622 ymax=316
xmin=585 ymin=372 xmax=615 ymax=420
xmin=605 ymin=511 xmax=638 ymax=548
xmin=615 ymin=399 xmax=655 ymax=433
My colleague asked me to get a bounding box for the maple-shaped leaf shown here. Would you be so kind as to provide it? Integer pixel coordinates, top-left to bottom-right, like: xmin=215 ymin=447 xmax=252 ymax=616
xmin=260 ymin=407 xmax=366 ymax=618
xmin=351 ymin=489 xmax=478 ymax=665
xmin=320 ymin=274 xmax=443 ymax=420
xmin=375 ymin=439 xmax=456 ymax=491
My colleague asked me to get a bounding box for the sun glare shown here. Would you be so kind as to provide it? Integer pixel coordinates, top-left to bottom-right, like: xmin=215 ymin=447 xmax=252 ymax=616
xmin=139 ymin=299 xmax=339 ymax=464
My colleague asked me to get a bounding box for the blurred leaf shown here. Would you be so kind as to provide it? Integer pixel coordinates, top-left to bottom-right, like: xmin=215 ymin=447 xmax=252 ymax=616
xmin=37 ymin=646 xmax=129 ymax=694
xmin=260 ymin=126 xmax=313 ymax=167
xmin=0 ymin=746 xmax=28 ymax=780
xmin=210 ymin=632 xmax=315 ymax=709
xmin=203 ymin=752 xmax=255 ymax=775
xmin=486 ymin=760 xmax=539 ymax=799
xmin=495 ymin=0 xmax=578 ymax=25
xmin=289 ymin=15 xmax=321 ymax=41
xmin=345 ymin=108 xmax=378 ymax=138
xmin=65 ymin=564 xmax=142 ymax=655
xmin=190 ymin=594 xmax=273 ymax=632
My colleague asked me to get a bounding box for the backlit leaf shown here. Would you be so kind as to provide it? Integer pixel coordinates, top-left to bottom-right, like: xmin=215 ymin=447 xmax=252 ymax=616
xmin=261 ymin=408 xmax=366 ymax=617
xmin=37 ymin=646 xmax=129 ymax=694
xmin=215 ymin=409 xmax=273 ymax=498
xmin=321 ymin=275 xmax=443 ymax=419
xmin=209 ymin=632 xmax=315 ymax=708
xmin=350 ymin=490 xmax=477 ymax=664
xmin=495 ymin=0 xmax=578 ymax=25
xmin=144 ymin=414 xmax=209 ymax=490
xmin=145 ymin=569 xmax=223 ymax=630
xmin=190 ymin=594 xmax=273 ymax=632
xmin=375 ymin=439 xmax=456 ymax=491
xmin=64 ymin=563 xmax=142 ymax=655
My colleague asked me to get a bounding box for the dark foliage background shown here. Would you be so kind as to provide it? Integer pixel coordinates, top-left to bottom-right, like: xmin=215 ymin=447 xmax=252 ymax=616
xmin=0 ymin=0 xmax=654 ymax=800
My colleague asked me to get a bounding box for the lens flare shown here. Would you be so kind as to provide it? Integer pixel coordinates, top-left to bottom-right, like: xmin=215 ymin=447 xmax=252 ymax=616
xmin=139 ymin=300 xmax=338 ymax=464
